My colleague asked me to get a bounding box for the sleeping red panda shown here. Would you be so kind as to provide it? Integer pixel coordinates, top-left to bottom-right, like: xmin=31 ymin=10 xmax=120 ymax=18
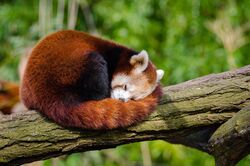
xmin=20 ymin=30 xmax=164 ymax=129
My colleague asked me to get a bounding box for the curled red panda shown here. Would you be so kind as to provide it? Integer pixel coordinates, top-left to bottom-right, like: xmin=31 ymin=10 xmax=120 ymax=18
xmin=21 ymin=30 xmax=164 ymax=129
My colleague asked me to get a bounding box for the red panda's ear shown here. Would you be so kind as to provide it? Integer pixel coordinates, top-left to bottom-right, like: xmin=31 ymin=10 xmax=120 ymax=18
xmin=130 ymin=50 xmax=149 ymax=74
xmin=156 ymin=69 xmax=164 ymax=82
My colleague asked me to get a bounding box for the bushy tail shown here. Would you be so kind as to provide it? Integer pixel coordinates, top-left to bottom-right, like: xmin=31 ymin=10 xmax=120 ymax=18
xmin=43 ymin=85 xmax=162 ymax=130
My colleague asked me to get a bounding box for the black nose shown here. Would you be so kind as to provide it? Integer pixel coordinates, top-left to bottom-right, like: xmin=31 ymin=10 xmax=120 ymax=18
xmin=119 ymin=98 xmax=126 ymax=102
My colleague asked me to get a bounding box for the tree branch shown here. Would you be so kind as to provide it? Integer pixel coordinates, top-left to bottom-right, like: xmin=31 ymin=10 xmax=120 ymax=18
xmin=1 ymin=65 xmax=250 ymax=166
xmin=208 ymin=106 xmax=250 ymax=166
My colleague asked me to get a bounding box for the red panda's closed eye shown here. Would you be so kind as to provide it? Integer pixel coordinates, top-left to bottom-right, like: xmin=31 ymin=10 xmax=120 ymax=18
xmin=123 ymin=84 xmax=127 ymax=91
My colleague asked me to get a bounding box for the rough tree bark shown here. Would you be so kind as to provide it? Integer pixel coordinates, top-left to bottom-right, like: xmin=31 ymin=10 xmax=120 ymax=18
xmin=0 ymin=65 xmax=250 ymax=166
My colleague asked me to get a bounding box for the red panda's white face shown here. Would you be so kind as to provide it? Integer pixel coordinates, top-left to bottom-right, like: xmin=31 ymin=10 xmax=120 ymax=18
xmin=111 ymin=50 xmax=164 ymax=102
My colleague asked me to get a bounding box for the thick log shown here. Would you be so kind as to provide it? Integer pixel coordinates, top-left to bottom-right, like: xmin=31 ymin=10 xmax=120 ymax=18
xmin=0 ymin=65 xmax=250 ymax=166
xmin=208 ymin=106 xmax=250 ymax=166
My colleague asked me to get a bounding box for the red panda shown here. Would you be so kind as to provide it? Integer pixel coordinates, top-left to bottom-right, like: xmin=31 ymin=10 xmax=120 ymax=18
xmin=0 ymin=81 xmax=20 ymax=115
xmin=20 ymin=30 xmax=164 ymax=129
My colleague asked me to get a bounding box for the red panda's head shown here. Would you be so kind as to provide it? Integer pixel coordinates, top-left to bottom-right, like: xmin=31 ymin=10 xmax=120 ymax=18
xmin=111 ymin=50 xmax=164 ymax=102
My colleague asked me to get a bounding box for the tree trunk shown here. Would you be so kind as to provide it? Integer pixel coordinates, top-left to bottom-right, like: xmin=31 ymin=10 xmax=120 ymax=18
xmin=1 ymin=65 xmax=250 ymax=166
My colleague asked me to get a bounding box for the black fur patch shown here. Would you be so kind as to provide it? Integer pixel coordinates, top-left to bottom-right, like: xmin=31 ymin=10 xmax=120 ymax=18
xmin=73 ymin=52 xmax=110 ymax=101
xmin=102 ymin=47 xmax=123 ymax=82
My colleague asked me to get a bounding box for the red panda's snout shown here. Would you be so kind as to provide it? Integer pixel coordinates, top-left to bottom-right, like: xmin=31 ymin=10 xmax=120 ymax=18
xmin=111 ymin=50 xmax=164 ymax=102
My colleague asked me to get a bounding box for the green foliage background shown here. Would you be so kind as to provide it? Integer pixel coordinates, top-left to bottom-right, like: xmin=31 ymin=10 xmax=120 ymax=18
xmin=0 ymin=0 xmax=249 ymax=165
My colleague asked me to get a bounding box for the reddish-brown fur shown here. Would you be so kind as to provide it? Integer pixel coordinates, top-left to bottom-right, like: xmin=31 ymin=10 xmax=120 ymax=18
xmin=0 ymin=81 xmax=20 ymax=114
xmin=21 ymin=30 xmax=162 ymax=129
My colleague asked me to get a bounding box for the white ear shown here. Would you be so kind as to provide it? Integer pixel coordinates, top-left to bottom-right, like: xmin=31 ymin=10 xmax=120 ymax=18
xmin=156 ymin=69 xmax=164 ymax=82
xmin=130 ymin=50 xmax=149 ymax=73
